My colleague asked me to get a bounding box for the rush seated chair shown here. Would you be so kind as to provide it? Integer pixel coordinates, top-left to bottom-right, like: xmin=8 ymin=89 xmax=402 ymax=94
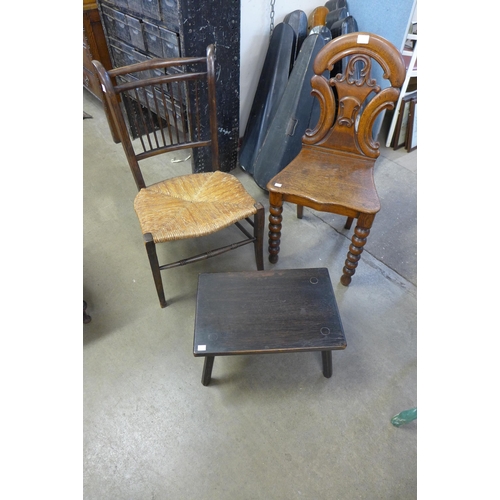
xmin=267 ymin=33 xmax=405 ymax=285
xmin=92 ymin=45 xmax=264 ymax=308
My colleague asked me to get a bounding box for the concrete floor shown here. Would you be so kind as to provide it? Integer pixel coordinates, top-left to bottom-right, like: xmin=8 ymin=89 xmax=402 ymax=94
xmin=83 ymin=87 xmax=417 ymax=499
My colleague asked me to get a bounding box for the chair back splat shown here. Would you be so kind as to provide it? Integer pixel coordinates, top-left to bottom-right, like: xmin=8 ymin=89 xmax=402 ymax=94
xmin=93 ymin=45 xmax=219 ymax=191
xmin=304 ymin=32 xmax=406 ymax=158
xmin=266 ymin=33 xmax=406 ymax=286
xmin=92 ymin=45 xmax=264 ymax=308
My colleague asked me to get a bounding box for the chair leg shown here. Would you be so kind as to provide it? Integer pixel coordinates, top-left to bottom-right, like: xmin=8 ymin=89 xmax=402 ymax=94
xmin=344 ymin=216 xmax=354 ymax=229
xmin=341 ymin=214 xmax=374 ymax=286
xmin=297 ymin=205 xmax=303 ymax=219
xmin=254 ymin=202 xmax=265 ymax=270
xmin=268 ymin=192 xmax=283 ymax=264
xmin=144 ymin=233 xmax=168 ymax=308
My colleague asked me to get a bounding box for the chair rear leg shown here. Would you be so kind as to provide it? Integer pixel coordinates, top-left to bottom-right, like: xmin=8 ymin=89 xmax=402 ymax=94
xmin=341 ymin=214 xmax=374 ymax=286
xmin=144 ymin=233 xmax=168 ymax=308
xmin=344 ymin=217 xmax=354 ymax=229
xmin=253 ymin=202 xmax=265 ymax=270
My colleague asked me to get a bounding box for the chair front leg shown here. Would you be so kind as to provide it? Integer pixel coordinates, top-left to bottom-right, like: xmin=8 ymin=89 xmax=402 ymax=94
xmin=268 ymin=192 xmax=284 ymax=264
xmin=341 ymin=213 xmax=374 ymax=286
xmin=144 ymin=233 xmax=168 ymax=308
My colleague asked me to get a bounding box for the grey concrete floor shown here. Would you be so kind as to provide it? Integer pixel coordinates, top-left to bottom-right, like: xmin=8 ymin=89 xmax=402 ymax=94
xmin=83 ymin=88 xmax=417 ymax=499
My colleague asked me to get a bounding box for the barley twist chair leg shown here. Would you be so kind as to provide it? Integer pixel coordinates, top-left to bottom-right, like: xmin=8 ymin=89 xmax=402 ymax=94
xmin=268 ymin=194 xmax=283 ymax=264
xmin=341 ymin=214 xmax=374 ymax=286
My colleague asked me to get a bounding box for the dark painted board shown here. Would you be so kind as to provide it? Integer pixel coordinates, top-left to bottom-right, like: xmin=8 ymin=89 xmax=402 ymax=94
xmin=194 ymin=268 xmax=346 ymax=356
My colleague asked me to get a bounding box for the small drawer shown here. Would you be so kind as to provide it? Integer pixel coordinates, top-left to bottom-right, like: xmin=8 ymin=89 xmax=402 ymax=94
xmin=159 ymin=0 xmax=180 ymax=31
xmin=125 ymin=14 xmax=146 ymax=51
xmin=101 ymin=5 xmax=116 ymax=36
xmin=113 ymin=0 xmax=130 ymax=11
xmin=109 ymin=38 xmax=139 ymax=71
xmin=103 ymin=6 xmax=131 ymax=44
xmin=109 ymin=41 xmax=128 ymax=68
xmin=143 ymin=21 xmax=163 ymax=58
xmin=142 ymin=0 xmax=161 ymax=20
xmin=159 ymin=27 xmax=179 ymax=58
xmin=124 ymin=0 xmax=141 ymax=18
xmin=126 ymin=0 xmax=161 ymax=20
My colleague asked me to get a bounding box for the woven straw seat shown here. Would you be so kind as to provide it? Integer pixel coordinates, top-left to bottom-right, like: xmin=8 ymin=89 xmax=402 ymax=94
xmin=134 ymin=171 xmax=258 ymax=243
xmin=93 ymin=45 xmax=265 ymax=308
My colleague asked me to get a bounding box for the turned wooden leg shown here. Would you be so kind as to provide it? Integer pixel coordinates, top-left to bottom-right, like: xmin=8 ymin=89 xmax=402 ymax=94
xmin=341 ymin=214 xmax=374 ymax=286
xmin=144 ymin=233 xmax=167 ymax=308
xmin=254 ymin=202 xmax=265 ymax=271
xmin=268 ymin=192 xmax=283 ymax=264
xmin=202 ymin=356 xmax=215 ymax=386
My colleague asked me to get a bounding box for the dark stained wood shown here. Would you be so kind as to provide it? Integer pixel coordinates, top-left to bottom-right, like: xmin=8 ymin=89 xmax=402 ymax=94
xmin=194 ymin=268 xmax=346 ymax=385
xmin=267 ymin=32 xmax=406 ymax=286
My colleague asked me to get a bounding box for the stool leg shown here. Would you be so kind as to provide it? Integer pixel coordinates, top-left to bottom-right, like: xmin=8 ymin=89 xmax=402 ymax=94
xmin=202 ymin=356 xmax=215 ymax=386
xmin=322 ymin=351 xmax=332 ymax=378
xmin=253 ymin=202 xmax=265 ymax=271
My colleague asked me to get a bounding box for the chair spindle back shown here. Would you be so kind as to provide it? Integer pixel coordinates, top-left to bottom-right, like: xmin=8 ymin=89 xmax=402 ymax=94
xmin=93 ymin=45 xmax=219 ymax=191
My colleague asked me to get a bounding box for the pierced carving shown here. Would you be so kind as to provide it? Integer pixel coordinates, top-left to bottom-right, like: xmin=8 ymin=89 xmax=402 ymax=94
xmin=303 ymin=75 xmax=335 ymax=145
xmin=357 ymin=86 xmax=401 ymax=157
xmin=337 ymin=96 xmax=360 ymax=127
xmin=333 ymin=54 xmax=378 ymax=89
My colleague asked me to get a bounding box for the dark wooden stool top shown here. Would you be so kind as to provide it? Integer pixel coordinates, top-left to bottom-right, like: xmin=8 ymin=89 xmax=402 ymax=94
xmin=193 ymin=268 xmax=346 ymax=385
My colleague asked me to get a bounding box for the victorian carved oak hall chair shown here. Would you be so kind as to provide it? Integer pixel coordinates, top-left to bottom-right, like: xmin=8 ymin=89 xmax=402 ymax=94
xmin=267 ymin=33 xmax=406 ymax=285
xmin=93 ymin=45 xmax=265 ymax=308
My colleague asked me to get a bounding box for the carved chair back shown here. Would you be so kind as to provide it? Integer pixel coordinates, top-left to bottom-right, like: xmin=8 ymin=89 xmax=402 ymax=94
xmin=303 ymin=33 xmax=406 ymax=159
xmin=92 ymin=45 xmax=219 ymax=191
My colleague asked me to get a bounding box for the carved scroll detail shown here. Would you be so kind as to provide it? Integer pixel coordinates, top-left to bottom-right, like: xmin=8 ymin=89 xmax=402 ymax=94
xmin=357 ymin=87 xmax=400 ymax=157
xmin=314 ymin=42 xmax=406 ymax=89
xmin=303 ymin=74 xmax=335 ymax=145
xmin=337 ymin=96 xmax=360 ymax=127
